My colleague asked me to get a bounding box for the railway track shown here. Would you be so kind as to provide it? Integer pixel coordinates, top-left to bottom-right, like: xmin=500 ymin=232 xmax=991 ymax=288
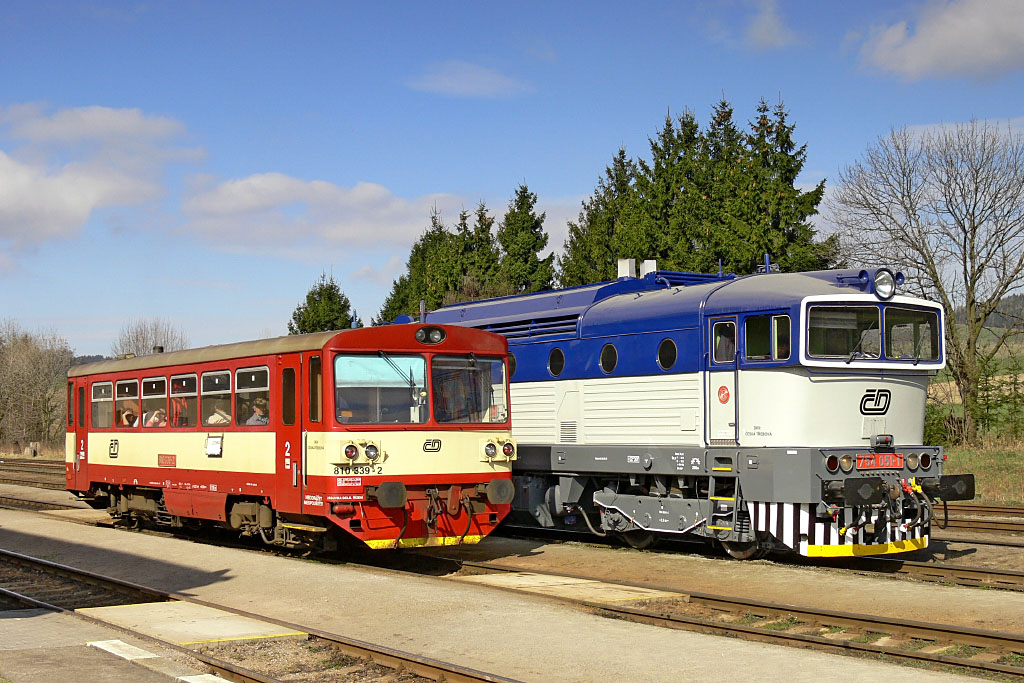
xmin=453 ymin=559 xmax=1024 ymax=678
xmin=0 ymin=459 xmax=67 ymax=490
xmin=0 ymin=548 xmax=516 ymax=683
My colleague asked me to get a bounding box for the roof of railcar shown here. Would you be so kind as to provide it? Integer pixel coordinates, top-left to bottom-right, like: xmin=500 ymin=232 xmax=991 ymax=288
xmin=68 ymin=331 xmax=340 ymax=377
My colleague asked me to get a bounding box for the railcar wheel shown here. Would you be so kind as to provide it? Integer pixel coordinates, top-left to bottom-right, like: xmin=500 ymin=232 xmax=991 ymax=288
xmin=720 ymin=539 xmax=764 ymax=560
xmin=622 ymin=530 xmax=658 ymax=550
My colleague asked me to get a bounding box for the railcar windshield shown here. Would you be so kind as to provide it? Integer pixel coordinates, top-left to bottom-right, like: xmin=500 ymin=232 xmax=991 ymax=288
xmin=884 ymin=307 xmax=940 ymax=361
xmin=807 ymin=306 xmax=880 ymax=359
xmin=335 ymin=353 xmax=428 ymax=424
xmin=432 ymin=356 xmax=508 ymax=424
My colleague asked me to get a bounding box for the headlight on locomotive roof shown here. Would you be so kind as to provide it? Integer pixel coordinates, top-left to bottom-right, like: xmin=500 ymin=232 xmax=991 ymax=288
xmin=344 ymin=444 xmax=358 ymax=460
xmin=873 ymin=268 xmax=903 ymax=300
xmin=484 ymin=442 xmax=497 ymax=458
xmin=906 ymin=453 xmax=920 ymax=470
xmin=839 ymin=454 xmax=855 ymax=473
xmin=364 ymin=444 xmax=380 ymax=460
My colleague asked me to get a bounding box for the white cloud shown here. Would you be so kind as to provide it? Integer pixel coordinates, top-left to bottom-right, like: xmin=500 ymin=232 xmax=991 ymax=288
xmin=2 ymin=103 xmax=184 ymax=144
xmin=0 ymin=104 xmax=198 ymax=247
xmin=860 ymin=0 xmax=1024 ymax=80
xmin=182 ymin=172 xmax=467 ymax=248
xmin=408 ymin=60 xmax=533 ymax=98
xmin=745 ymin=0 xmax=797 ymax=50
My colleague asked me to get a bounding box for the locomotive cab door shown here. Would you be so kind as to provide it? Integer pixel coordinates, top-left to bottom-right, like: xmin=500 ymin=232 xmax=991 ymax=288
xmin=276 ymin=356 xmax=303 ymax=514
xmin=707 ymin=317 xmax=738 ymax=445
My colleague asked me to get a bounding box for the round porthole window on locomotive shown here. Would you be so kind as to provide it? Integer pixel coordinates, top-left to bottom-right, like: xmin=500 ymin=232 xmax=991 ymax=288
xmin=657 ymin=338 xmax=677 ymax=370
xmin=548 ymin=348 xmax=565 ymax=377
xmin=600 ymin=343 xmax=618 ymax=373
xmin=509 ymin=353 xmax=517 ymax=378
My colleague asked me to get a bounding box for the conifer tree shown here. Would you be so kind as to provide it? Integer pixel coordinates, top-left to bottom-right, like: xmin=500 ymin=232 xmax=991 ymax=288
xmin=496 ymin=184 xmax=554 ymax=292
xmin=288 ymin=272 xmax=361 ymax=334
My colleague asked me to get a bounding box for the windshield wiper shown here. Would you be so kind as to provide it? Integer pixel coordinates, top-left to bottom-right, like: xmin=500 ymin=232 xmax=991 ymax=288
xmin=846 ymin=321 xmax=878 ymax=364
xmin=377 ymin=350 xmax=416 ymax=389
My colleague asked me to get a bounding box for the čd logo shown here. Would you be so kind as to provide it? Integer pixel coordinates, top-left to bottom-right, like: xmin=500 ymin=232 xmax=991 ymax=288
xmin=860 ymin=389 xmax=891 ymax=415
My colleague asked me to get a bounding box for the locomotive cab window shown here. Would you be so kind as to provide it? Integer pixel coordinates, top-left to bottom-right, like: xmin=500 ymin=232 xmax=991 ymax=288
xmin=115 ymin=380 xmax=140 ymax=428
xmin=235 ymin=367 xmax=270 ymax=426
xmin=712 ymin=321 xmax=736 ymax=363
xmin=808 ymin=306 xmax=880 ymax=359
xmin=334 ymin=353 xmax=426 ymax=424
xmin=744 ymin=315 xmax=791 ymax=361
xmin=885 ymin=307 xmax=940 ymax=361
xmin=432 ymin=355 xmax=508 ymax=424
xmin=170 ymin=374 xmax=198 ymax=427
xmin=141 ymin=377 xmax=167 ymax=428
xmin=91 ymin=382 xmax=113 ymax=429
xmin=201 ymin=371 xmax=232 ymax=427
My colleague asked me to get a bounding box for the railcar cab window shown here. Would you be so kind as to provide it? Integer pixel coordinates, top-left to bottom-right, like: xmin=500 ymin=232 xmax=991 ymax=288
xmin=141 ymin=378 xmax=167 ymax=428
xmin=235 ymin=367 xmax=270 ymax=426
xmin=712 ymin=322 xmax=736 ymax=363
xmin=432 ymin=356 xmax=508 ymax=424
xmin=170 ymin=374 xmax=197 ymax=427
xmin=201 ymin=371 xmax=232 ymax=426
xmin=885 ymin=307 xmax=940 ymax=362
xmin=744 ymin=315 xmax=791 ymax=361
xmin=808 ymin=306 xmax=880 ymax=359
xmin=91 ymin=382 xmax=113 ymax=429
xmin=115 ymin=380 xmax=140 ymax=428
xmin=334 ymin=353 xmax=427 ymax=424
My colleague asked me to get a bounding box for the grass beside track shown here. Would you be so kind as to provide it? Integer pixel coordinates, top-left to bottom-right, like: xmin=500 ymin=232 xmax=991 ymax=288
xmin=944 ymin=442 xmax=1024 ymax=505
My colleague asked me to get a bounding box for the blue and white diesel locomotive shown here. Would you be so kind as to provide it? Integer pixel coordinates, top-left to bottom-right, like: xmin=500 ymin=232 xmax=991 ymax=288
xmin=428 ymin=259 xmax=975 ymax=558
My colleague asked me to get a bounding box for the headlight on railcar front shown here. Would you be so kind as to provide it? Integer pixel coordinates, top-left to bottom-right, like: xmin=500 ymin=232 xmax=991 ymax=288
xmin=364 ymin=444 xmax=380 ymax=460
xmin=502 ymin=442 xmax=515 ymax=458
xmin=344 ymin=444 xmax=358 ymax=460
xmin=484 ymin=442 xmax=497 ymax=458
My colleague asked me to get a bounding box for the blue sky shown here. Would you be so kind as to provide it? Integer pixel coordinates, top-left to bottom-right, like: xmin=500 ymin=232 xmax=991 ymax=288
xmin=3 ymin=0 xmax=1024 ymax=355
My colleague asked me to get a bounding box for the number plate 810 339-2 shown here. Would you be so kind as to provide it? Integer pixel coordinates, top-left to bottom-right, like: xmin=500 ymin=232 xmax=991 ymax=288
xmin=856 ymin=453 xmax=904 ymax=470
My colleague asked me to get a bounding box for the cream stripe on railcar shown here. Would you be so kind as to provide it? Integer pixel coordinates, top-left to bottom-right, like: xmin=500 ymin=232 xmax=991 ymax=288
xmin=304 ymin=431 xmax=515 ymax=478
xmin=86 ymin=432 xmax=275 ymax=473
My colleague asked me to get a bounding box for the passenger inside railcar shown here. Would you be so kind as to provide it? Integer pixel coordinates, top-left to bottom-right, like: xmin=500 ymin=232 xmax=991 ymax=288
xmin=245 ymin=398 xmax=269 ymax=426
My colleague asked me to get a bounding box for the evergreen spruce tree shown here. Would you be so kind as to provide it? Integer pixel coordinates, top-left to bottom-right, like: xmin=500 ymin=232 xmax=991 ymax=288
xmin=496 ymin=184 xmax=554 ymax=293
xmin=559 ymin=149 xmax=637 ymax=286
xmin=288 ymin=272 xmax=361 ymax=334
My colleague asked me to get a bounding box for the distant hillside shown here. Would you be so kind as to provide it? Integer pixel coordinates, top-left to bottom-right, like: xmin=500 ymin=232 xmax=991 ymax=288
xmin=71 ymin=354 xmax=106 ymax=366
xmin=954 ymin=293 xmax=1024 ymax=328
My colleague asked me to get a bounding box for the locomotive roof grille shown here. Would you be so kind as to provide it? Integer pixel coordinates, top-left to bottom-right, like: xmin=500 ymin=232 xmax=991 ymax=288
xmin=476 ymin=313 xmax=580 ymax=340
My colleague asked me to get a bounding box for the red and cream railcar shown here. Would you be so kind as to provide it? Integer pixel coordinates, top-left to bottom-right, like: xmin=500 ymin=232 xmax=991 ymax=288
xmin=65 ymin=324 xmax=516 ymax=550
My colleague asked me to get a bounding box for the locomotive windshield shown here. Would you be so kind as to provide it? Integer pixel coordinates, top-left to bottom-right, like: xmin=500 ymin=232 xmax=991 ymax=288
xmin=807 ymin=306 xmax=880 ymax=359
xmin=431 ymin=356 xmax=508 ymax=424
xmin=334 ymin=353 xmax=428 ymax=424
xmin=884 ymin=307 xmax=940 ymax=361
xmin=807 ymin=304 xmax=941 ymax=362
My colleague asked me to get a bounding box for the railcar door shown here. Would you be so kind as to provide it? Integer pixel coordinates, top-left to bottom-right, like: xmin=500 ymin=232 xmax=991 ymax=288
xmin=72 ymin=379 xmax=90 ymax=492
xmin=300 ymin=351 xmax=324 ymax=514
xmin=276 ymin=355 xmax=303 ymax=514
xmin=707 ymin=317 xmax=738 ymax=445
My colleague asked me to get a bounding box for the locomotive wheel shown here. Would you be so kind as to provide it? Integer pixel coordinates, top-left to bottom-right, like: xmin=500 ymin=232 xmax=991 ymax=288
xmin=720 ymin=539 xmax=764 ymax=560
xmin=621 ymin=530 xmax=658 ymax=550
